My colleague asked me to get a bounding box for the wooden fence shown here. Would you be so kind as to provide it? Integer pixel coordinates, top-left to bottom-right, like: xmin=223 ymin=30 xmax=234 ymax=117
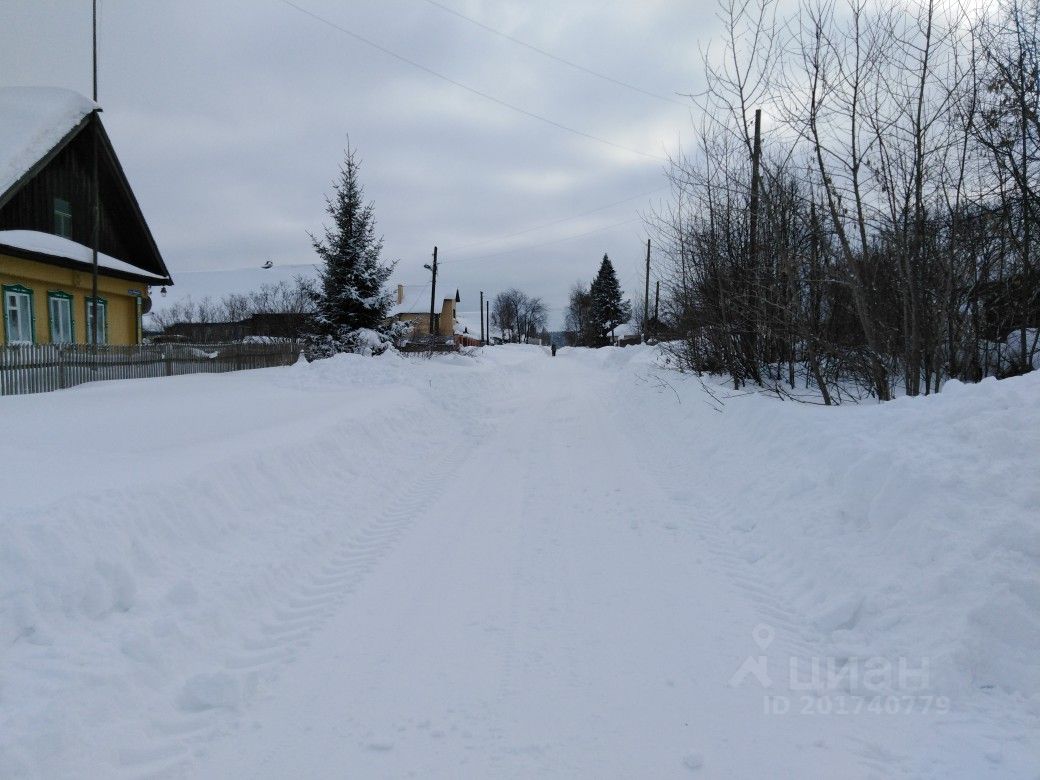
xmin=398 ymin=335 xmax=460 ymax=355
xmin=0 ymin=341 xmax=302 ymax=396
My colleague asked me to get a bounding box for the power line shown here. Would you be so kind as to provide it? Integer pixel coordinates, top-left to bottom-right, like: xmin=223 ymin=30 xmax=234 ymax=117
xmin=441 ymin=215 xmax=643 ymax=265
xmin=276 ymin=0 xmax=666 ymax=163
xmin=419 ymin=0 xmax=686 ymax=107
xmin=445 ymin=185 xmax=667 ymax=253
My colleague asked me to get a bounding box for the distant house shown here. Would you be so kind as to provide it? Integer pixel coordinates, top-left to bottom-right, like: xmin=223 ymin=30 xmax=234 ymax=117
xmin=389 ymin=283 xmax=482 ymax=346
xmin=390 ymin=283 xmax=455 ymax=338
xmin=611 ymin=322 xmax=641 ymax=346
xmin=0 ymin=87 xmax=172 ymax=346
xmin=452 ymin=313 xmax=483 ymax=348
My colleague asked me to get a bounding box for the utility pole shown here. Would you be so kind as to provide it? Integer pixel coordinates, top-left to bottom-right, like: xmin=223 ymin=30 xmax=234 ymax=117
xmin=654 ymin=280 xmax=660 ymax=341
xmin=486 ymin=299 xmax=491 ymax=344
xmin=678 ymin=193 xmax=687 ymax=309
xmin=90 ymin=0 xmax=100 ymax=347
xmin=748 ymin=108 xmax=763 ymax=382
xmin=427 ymin=246 xmax=438 ymax=337
xmin=643 ymin=238 xmax=650 ymax=339
xmin=749 ymin=108 xmax=762 ymax=270
xmin=479 ymin=290 xmax=484 ymax=344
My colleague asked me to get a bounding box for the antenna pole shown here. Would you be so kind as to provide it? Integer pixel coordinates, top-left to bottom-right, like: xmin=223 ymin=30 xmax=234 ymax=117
xmin=90 ymin=0 xmax=101 ymax=347
xmin=92 ymin=0 xmax=98 ymax=101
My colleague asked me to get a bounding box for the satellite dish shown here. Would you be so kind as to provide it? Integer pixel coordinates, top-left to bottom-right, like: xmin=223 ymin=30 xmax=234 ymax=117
xmin=141 ymin=295 xmax=153 ymax=314
xmin=261 ymin=260 xmax=274 ymax=269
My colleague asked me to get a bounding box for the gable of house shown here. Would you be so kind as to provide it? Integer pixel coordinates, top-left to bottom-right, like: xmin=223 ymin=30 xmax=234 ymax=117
xmin=0 ymin=88 xmax=171 ymax=345
xmin=0 ymin=88 xmax=170 ymax=282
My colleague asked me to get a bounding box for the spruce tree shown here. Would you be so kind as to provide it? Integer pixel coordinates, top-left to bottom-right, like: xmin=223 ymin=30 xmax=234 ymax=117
xmin=309 ymin=145 xmax=394 ymax=347
xmin=589 ymin=254 xmax=631 ymax=344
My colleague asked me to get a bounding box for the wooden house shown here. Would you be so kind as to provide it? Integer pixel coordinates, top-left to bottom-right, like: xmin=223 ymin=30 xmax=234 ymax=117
xmin=0 ymin=87 xmax=172 ymax=346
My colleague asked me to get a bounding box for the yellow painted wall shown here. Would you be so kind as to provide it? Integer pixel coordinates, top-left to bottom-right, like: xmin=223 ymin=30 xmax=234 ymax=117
xmin=0 ymin=254 xmax=146 ymax=345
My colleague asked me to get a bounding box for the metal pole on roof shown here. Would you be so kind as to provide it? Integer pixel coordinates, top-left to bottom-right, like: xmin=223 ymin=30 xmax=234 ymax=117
xmin=92 ymin=0 xmax=98 ymax=102
xmin=90 ymin=0 xmax=100 ymax=347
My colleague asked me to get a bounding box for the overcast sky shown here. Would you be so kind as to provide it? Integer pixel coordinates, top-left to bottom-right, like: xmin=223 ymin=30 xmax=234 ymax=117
xmin=0 ymin=0 xmax=716 ymax=326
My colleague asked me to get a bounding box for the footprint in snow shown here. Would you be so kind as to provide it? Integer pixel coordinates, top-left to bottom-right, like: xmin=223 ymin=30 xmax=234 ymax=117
xmin=683 ymin=752 xmax=704 ymax=772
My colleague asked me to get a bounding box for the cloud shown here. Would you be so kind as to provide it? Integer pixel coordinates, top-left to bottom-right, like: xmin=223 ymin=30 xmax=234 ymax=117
xmin=0 ymin=0 xmax=717 ymax=325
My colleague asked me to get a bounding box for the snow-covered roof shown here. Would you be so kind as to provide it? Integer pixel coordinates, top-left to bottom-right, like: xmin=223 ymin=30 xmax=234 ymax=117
xmin=391 ymin=284 xmax=430 ymax=316
xmin=454 ymin=315 xmax=478 ymax=336
xmin=612 ymin=322 xmax=639 ymax=339
xmin=0 ymin=87 xmax=97 ymax=201
xmin=0 ymin=230 xmax=168 ymax=283
xmin=390 ymin=282 xmax=460 ymax=316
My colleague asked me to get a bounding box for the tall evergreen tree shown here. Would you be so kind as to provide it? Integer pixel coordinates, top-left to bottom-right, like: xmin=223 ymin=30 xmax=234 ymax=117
xmin=589 ymin=254 xmax=631 ymax=344
xmin=310 ymin=145 xmax=395 ymax=341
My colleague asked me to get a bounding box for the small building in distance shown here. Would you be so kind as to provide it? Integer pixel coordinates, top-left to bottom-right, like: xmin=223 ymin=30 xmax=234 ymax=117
xmin=611 ymin=322 xmax=641 ymax=347
xmin=0 ymin=87 xmax=172 ymax=346
xmin=390 ymin=283 xmax=456 ymax=339
xmin=389 ymin=283 xmax=482 ymax=347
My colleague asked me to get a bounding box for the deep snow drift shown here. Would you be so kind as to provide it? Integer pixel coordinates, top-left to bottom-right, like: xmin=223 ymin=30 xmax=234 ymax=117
xmin=0 ymin=345 xmax=1036 ymax=778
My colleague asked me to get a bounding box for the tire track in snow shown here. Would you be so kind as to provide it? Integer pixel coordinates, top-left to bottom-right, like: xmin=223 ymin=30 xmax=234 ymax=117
xmin=115 ymin=432 xmax=482 ymax=778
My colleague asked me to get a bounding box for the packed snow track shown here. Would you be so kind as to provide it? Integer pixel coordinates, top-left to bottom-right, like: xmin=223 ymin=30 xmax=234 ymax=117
xmin=1 ymin=345 xmax=1037 ymax=778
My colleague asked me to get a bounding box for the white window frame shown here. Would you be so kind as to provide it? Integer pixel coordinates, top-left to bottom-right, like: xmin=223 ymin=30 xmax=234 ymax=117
xmin=85 ymin=296 xmax=108 ymax=345
xmin=48 ymin=291 xmax=74 ymax=344
xmin=3 ymin=284 xmax=35 ymax=344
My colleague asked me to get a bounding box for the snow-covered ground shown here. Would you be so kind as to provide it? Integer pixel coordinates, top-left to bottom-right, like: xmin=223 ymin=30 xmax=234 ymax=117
xmin=1 ymin=345 xmax=1037 ymax=778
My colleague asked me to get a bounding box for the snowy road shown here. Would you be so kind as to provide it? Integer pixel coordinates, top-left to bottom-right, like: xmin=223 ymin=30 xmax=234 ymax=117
xmin=2 ymin=346 xmax=1037 ymax=778
xmin=195 ymin=355 xmax=790 ymax=778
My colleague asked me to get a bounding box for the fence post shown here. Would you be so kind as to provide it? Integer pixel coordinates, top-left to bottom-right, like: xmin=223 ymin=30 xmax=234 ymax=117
xmin=164 ymin=348 xmax=172 ymax=377
xmin=58 ymin=345 xmax=67 ymax=390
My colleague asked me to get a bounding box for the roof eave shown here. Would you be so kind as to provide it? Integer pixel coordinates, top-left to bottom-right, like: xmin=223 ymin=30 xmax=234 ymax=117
xmin=0 ymin=241 xmax=172 ymax=287
xmin=93 ymin=117 xmax=172 ymax=282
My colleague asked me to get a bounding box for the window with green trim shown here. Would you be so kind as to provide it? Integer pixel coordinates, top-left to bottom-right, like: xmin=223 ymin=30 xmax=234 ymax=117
xmin=48 ymin=291 xmax=74 ymax=344
xmin=85 ymin=297 xmax=108 ymax=345
xmin=3 ymin=284 xmax=35 ymax=344
xmin=54 ymin=197 xmax=72 ymax=238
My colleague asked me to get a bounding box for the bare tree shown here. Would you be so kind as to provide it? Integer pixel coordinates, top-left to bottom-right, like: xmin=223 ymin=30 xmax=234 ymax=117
xmin=655 ymin=0 xmax=1039 ymax=400
xmin=491 ymin=289 xmax=547 ymax=343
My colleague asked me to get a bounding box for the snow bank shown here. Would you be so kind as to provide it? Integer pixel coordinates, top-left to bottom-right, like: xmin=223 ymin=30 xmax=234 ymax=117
xmin=0 ymin=351 xmax=495 ymax=776
xmin=0 ymin=343 xmax=1035 ymax=776
xmin=612 ymin=346 xmax=1040 ymax=706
